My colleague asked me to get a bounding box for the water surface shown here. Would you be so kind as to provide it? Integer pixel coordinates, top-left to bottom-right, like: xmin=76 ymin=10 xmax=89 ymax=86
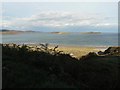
xmin=1 ymin=32 xmax=118 ymax=47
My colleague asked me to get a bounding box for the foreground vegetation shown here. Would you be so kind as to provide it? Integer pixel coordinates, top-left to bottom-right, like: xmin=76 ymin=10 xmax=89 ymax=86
xmin=2 ymin=44 xmax=120 ymax=88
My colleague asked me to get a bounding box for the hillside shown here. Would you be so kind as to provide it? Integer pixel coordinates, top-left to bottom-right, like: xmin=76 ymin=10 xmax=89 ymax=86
xmin=2 ymin=44 xmax=120 ymax=88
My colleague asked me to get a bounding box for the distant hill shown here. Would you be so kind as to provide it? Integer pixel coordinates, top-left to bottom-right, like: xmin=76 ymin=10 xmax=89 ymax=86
xmin=0 ymin=29 xmax=11 ymax=32
xmin=0 ymin=29 xmax=36 ymax=34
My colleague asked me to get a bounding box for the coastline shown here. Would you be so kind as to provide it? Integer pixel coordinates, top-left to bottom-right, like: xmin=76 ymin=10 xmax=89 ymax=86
xmin=48 ymin=45 xmax=108 ymax=58
xmin=2 ymin=43 xmax=110 ymax=58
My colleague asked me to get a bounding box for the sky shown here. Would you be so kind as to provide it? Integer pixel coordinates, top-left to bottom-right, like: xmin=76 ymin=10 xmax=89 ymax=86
xmin=1 ymin=2 xmax=118 ymax=32
xmin=1 ymin=0 xmax=119 ymax=2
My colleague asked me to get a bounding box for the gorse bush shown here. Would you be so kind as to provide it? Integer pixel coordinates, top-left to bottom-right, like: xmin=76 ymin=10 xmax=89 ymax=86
xmin=2 ymin=43 xmax=120 ymax=88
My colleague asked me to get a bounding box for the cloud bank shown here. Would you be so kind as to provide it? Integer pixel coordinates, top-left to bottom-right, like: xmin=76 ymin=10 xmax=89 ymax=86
xmin=2 ymin=11 xmax=117 ymax=31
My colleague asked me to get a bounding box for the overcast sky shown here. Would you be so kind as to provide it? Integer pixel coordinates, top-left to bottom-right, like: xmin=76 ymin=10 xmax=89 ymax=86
xmin=1 ymin=2 xmax=118 ymax=32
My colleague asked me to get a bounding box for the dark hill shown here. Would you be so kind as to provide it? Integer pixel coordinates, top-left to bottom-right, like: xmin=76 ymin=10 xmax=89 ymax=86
xmin=2 ymin=44 xmax=120 ymax=88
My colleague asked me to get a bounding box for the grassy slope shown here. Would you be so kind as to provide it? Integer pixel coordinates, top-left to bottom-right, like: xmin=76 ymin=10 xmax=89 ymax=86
xmin=2 ymin=44 xmax=120 ymax=88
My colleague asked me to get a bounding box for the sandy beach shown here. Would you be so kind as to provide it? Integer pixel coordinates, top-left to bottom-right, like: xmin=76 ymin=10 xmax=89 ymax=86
xmin=49 ymin=45 xmax=108 ymax=58
xmin=15 ymin=43 xmax=107 ymax=58
xmin=4 ymin=43 xmax=108 ymax=58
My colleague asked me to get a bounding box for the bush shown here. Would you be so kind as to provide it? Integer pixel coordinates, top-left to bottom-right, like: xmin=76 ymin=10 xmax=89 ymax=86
xmin=2 ymin=43 xmax=120 ymax=88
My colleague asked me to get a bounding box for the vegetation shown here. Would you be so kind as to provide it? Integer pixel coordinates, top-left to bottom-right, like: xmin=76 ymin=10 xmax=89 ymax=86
xmin=2 ymin=44 xmax=120 ymax=88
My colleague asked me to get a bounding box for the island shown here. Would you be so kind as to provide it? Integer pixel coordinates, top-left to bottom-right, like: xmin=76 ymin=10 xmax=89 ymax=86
xmin=50 ymin=32 xmax=71 ymax=35
xmin=0 ymin=29 xmax=36 ymax=35
xmin=80 ymin=32 xmax=102 ymax=34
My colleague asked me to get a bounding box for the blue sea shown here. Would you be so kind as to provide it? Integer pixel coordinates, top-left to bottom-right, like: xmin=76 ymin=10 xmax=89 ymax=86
xmin=1 ymin=32 xmax=118 ymax=47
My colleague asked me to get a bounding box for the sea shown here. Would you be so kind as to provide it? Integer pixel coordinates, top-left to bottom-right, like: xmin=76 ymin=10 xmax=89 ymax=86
xmin=1 ymin=32 xmax=118 ymax=47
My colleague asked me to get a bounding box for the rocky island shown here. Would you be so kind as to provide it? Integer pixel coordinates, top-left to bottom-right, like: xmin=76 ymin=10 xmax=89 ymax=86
xmin=81 ymin=32 xmax=102 ymax=34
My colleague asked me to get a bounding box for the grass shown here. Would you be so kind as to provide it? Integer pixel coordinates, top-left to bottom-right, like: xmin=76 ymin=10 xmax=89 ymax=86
xmin=2 ymin=43 xmax=120 ymax=88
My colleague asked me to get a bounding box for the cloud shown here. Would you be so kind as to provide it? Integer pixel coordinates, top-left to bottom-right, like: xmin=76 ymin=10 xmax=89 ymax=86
xmin=2 ymin=11 xmax=117 ymax=30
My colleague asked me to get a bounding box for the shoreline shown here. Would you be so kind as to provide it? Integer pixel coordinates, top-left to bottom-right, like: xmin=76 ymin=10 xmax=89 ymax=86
xmin=2 ymin=43 xmax=111 ymax=58
xmin=2 ymin=42 xmax=110 ymax=50
xmin=2 ymin=42 xmax=111 ymax=48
